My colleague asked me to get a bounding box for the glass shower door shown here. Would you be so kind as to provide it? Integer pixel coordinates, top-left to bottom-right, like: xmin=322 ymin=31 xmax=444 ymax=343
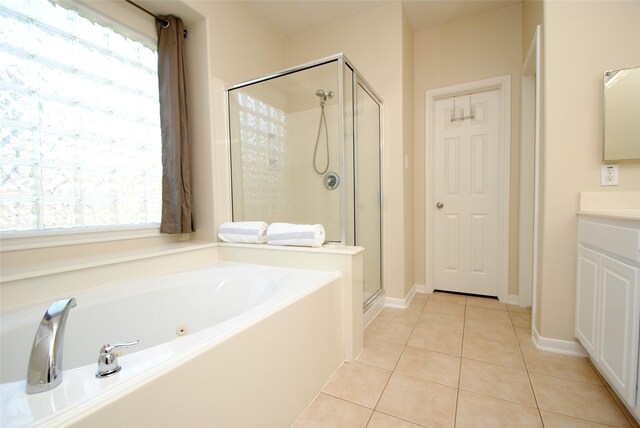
xmin=227 ymin=61 xmax=342 ymax=241
xmin=355 ymin=81 xmax=382 ymax=306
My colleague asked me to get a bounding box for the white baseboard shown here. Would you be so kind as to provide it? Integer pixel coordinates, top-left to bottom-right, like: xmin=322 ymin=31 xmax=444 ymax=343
xmin=532 ymin=327 xmax=588 ymax=357
xmin=385 ymin=284 xmax=417 ymax=309
xmin=500 ymin=294 xmax=519 ymax=305
xmin=415 ymin=283 xmax=427 ymax=294
xmin=363 ymin=293 xmax=385 ymax=328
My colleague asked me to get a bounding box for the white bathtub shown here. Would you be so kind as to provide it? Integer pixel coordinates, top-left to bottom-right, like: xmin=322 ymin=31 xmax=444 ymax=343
xmin=1 ymin=262 xmax=344 ymax=427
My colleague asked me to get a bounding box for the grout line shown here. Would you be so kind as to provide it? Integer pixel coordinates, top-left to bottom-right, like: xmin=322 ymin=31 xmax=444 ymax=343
xmin=453 ymin=299 xmax=467 ymax=428
xmin=373 ymin=409 xmax=430 ymax=428
xmin=363 ymin=405 xmax=375 ymax=427
xmin=514 ymin=316 xmax=546 ymax=428
xmin=603 ymin=387 xmax=640 ymax=428
xmin=368 ymin=294 xmax=429 ymax=414
xmin=522 ymin=341 xmax=635 ymax=426
xmin=540 ymin=409 xmax=624 ymax=428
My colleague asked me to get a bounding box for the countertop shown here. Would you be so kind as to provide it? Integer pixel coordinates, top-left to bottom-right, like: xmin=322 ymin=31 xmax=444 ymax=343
xmin=578 ymin=209 xmax=640 ymax=221
xmin=578 ymin=191 xmax=640 ymax=221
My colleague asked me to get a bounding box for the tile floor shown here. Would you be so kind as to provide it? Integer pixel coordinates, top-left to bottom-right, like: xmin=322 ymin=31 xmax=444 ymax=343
xmin=292 ymin=292 xmax=639 ymax=428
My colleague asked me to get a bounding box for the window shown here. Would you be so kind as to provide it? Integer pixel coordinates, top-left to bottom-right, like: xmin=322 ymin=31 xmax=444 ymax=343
xmin=0 ymin=0 xmax=162 ymax=235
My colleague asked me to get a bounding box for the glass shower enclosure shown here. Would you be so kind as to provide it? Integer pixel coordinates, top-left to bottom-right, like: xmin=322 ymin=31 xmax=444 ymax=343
xmin=227 ymin=54 xmax=383 ymax=308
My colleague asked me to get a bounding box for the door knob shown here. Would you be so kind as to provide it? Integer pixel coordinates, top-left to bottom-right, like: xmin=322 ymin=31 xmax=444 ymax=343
xmin=436 ymin=202 xmax=444 ymax=209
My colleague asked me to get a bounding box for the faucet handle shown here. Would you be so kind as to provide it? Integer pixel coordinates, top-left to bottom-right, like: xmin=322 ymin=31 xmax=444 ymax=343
xmin=99 ymin=340 xmax=139 ymax=355
xmin=96 ymin=340 xmax=138 ymax=378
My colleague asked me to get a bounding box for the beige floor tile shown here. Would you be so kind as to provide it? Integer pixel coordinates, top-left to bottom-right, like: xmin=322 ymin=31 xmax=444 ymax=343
xmin=586 ymin=358 xmax=608 ymax=385
xmin=510 ymin=312 xmax=533 ymax=328
xmin=292 ymin=393 xmax=373 ymax=428
xmin=424 ymin=301 xmax=466 ymax=317
xmin=508 ymin=304 xmax=532 ymax=314
xmin=417 ymin=311 xmax=465 ymax=335
xmin=367 ymin=412 xmax=423 ymax=428
xmin=514 ymin=326 xmax=534 ymax=345
xmin=459 ymin=358 xmax=536 ymax=406
xmin=522 ymin=347 xmax=602 ymax=384
xmin=357 ymin=337 xmax=405 ymax=371
xmin=322 ymin=362 xmax=391 ymax=409
xmin=466 ymin=306 xmax=512 ymax=325
xmin=376 ymin=307 xmax=421 ymax=324
xmin=463 ymin=318 xmax=518 ymax=345
xmin=430 ymin=292 xmax=467 ymax=305
xmin=377 ymin=373 xmax=457 ymax=428
xmin=466 ymin=296 xmax=508 ymax=311
xmin=365 ymin=317 xmax=415 ymax=344
xmin=408 ymin=327 xmax=463 ymax=356
xmin=395 ymin=346 xmax=461 ymax=387
xmin=605 ymin=385 xmax=640 ymax=428
xmin=515 ymin=327 xmax=538 ymax=353
xmin=530 ymin=373 xmax=630 ymax=427
xmin=462 ymin=335 xmax=525 ymax=369
xmin=455 ymin=390 xmax=543 ymax=428
xmin=540 ymin=410 xmax=612 ymax=428
xmin=408 ymin=293 xmax=429 ymax=312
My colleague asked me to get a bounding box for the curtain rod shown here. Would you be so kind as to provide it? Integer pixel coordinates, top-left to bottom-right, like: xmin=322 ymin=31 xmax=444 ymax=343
xmin=123 ymin=0 xmax=187 ymax=37
xmin=124 ymin=0 xmax=167 ymax=27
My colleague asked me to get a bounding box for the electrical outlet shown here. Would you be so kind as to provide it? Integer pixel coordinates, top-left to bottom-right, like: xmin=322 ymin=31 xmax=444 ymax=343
xmin=600 ymin=164 xmax=619 ymax=186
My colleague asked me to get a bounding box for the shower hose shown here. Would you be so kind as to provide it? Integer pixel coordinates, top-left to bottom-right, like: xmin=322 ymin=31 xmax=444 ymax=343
xmin=313 ymin=103 xmax=329 ymax=174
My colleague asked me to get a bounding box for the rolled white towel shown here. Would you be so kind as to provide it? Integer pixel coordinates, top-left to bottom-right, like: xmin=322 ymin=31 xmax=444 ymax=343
xmin=266 ymin=223 xmax=325 ymax=247
xmin=218 ymin=221 xmax=268 ymax=244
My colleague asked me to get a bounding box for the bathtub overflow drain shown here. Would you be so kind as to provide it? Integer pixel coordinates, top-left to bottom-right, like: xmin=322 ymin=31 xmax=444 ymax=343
xmin=176 ymin=325 xmax=188 ymax=336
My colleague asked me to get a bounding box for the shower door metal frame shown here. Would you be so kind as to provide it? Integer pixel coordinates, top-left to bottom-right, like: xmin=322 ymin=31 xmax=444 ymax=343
xmin=351 ymin=71 xmax=385 ymax=309
xmin=226 ymin=54 xmax=346 ymax=242
xmin=225 ymin=54 xmax=385 ymax=306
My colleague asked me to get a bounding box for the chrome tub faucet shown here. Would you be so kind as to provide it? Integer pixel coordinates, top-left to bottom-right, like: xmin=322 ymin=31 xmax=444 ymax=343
xmin=26 ymin=298 xmax=77 ymax=394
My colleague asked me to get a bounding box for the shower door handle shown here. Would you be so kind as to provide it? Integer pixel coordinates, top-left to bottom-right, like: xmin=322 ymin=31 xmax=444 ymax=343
xmin=436 ymin=202 xmax=444 ymax=209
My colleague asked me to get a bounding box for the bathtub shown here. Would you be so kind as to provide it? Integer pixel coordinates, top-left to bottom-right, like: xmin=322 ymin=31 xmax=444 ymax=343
xmin=1 ymin=262 xmax=344 ymax=427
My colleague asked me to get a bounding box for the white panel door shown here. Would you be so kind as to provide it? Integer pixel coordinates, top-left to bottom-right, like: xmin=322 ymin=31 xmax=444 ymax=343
xmin=599 ymin=254 xmax=640 ymax=406
xmin=434 ymin=90 xmax=500 ymax=296
xmin=575 ymin=245 xmax=600 ymax=358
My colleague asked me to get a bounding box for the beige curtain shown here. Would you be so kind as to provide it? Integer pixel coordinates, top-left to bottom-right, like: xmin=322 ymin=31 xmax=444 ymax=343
xmin=157 ymin=16 xmax=193 ymax=234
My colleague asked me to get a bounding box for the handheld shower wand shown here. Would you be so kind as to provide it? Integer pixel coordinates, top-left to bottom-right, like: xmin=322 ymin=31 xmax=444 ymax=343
xmin=313 ymin=89 xmax=333 ymax=174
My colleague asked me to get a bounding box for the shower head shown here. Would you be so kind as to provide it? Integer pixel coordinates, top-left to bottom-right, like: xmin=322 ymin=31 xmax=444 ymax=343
xmin=315 ymin=89 xmax=334 ymax=106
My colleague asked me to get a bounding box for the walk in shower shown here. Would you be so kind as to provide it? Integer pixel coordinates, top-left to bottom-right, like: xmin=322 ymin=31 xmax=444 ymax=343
xmin=226 ymin=54 xmax=383 ymax=308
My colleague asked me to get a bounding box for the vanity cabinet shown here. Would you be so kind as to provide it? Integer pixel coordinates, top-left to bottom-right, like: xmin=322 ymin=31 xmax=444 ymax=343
xmin=576 ymin=245 xmax=601 ymax=358
xmin=576 ymin=215 xmax=640 ymax=410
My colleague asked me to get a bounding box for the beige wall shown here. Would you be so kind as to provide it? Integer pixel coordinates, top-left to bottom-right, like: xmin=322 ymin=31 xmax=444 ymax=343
xmin=287 ymin=3 xmax=412 ymax=300
xmin=186 ymin=1 xmax=286 ymax=85
xmin=413 ymin=5 xmax=523 ymax=295
xmin=538 ymin=0 xmax=640 ymax=340
xmin=523 ymin=1 xmax=543 ymax=57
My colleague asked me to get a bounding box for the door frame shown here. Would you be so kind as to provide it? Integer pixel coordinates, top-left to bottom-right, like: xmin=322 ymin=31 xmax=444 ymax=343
xmin=519 ymin=26 xmax=541 ymax=310
xmin=425 ymin=75 xmax=511 ymax=301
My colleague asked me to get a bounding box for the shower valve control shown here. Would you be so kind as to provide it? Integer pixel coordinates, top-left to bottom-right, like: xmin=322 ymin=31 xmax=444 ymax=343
xmin=96 ymin=340 xmax=139 ymax=378
xmin=324 ymin=172 xmax=340 ymax=190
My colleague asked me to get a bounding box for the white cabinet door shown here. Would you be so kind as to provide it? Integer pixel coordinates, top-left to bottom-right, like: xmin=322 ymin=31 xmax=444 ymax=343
xmin=576 ymin=245 xmax=601 ymax=358
xmin=599 ymin=255 xmax=640 ymax=406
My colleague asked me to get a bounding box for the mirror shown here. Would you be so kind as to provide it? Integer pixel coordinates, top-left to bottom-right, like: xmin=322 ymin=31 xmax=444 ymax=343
xmin=603 ymin=66 xmax=640 ymax=161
